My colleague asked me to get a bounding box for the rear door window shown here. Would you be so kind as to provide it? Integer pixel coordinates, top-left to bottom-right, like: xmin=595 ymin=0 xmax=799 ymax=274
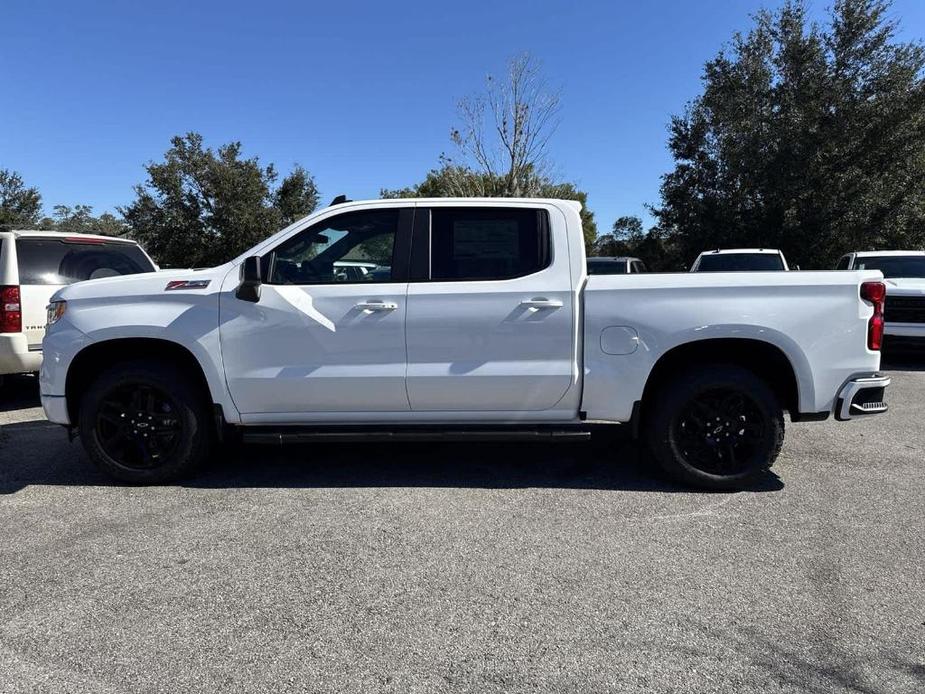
xmin=16 ymin=238 xmax=156 ymax=285
xmin=427 ymin=208 xmax=550 ymax=281
xmin=587 ymin=259 xmax=626 ymax=275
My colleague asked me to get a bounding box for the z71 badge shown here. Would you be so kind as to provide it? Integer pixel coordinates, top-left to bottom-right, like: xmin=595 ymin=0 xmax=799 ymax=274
xmin=164 ymin=279 xmax=211 ymax=291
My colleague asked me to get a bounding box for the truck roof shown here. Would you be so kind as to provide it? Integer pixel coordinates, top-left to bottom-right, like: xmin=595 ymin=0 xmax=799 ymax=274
xmin=353 ymin=197 xmax=584 ymax=211
xmin=6 ymin=229 xmax=138 ymax=244
xmin=697 ymin=248 xmax=783 ymax=255
xmin=852 ymin=250 xmax=925 ymax=257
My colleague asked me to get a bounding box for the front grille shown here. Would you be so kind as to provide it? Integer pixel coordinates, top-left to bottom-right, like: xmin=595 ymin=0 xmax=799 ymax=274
xmin=884 ymin=295 xmax=925 ymax=323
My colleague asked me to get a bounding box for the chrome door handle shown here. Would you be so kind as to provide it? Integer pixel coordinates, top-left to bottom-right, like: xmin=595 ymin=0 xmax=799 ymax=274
xmin=521 ymin=298 xmax=563 ymax=309
xmin=356 ymin=301 xmax=398 ymax=311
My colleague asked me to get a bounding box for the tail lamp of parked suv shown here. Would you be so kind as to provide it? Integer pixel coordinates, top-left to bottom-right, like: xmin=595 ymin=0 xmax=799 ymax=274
xmin=860 ymin=280 xmax=886 ymax=351
xmin=0 ymin=285 xmax=22 ymax=333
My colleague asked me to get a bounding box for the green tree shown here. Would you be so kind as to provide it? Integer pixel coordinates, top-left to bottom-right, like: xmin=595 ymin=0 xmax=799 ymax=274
xmin=592 ymin=215 xmax=683 ymax=271
xmin=654 ymin=0 xmax=925 ymax=269
xmin=275 ymin=165 xmax=319 ymax=226
xmin=52 ymin=204 xmax=127 ymax=236
xmin=121 ymin=133 xmax=319 ymax=267
xmin=0 ymin=168 xmax=43 ymax=230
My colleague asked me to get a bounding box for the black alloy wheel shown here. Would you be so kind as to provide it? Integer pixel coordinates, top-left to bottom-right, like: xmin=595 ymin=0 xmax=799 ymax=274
xmin=79 ymin=359 xmax=212 ymax=484
xmin=645 ymin=364 xmax=784 ymax=490
xmin=95 ymin=383 xmax=183 ymax=469
xmin=672 ymin=387 xmax=766 ymax=476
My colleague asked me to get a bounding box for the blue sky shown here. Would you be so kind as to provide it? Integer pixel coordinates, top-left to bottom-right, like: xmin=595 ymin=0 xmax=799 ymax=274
xmin=2 ymin=0 xmax=923 ymax=232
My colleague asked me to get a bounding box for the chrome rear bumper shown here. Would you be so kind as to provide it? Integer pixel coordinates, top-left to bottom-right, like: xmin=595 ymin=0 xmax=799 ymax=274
xmin=835 ymin=375 xmax=890 ymax=421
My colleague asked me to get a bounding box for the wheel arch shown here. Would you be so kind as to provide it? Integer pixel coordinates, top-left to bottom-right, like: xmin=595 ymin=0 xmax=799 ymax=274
xmin=639 ymin=337 xmax=805 ymax=422
xmin=65 ymin=337 xmax=221 ymax=426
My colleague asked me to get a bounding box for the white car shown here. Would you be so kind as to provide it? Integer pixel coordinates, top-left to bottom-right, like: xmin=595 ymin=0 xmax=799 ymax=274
xmin=837 ymin=251 xmax=925 ymax=348
xmin=0 ymin=230 xmax=156 ymax=380
xmin=41 ymin=198 xmax=889 ymax=489
xmin=691 ymin=248 xmax=790 ymax=272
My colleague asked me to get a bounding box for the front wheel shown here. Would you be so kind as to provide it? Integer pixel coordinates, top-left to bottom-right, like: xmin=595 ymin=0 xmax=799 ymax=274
xmin=78 ymin=360 xmax=212 ymax=484
xmin=645 ymin=365 xmax=784 ymax=490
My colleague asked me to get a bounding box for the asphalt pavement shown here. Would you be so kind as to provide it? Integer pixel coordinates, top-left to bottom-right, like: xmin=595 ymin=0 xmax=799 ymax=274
xmin=1 ymin=362 xmax=923 ymax=693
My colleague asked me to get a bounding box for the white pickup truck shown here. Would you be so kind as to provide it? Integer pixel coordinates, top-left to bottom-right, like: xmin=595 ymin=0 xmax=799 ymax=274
xmin=41 ymin=198 xmax=890 ymax=489
xmin=836 ymin=251 xmax=925 ymax=349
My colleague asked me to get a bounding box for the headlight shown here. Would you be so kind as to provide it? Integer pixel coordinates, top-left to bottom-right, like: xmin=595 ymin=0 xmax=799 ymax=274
xmin=46 ymin=300 xmax=67 ymax=326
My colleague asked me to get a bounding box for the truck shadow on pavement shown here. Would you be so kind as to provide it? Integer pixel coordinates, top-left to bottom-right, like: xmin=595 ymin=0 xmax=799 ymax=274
xmin=0 ymin=374 xmax=41 ymax=412
xmin=0 ymin=373 xmax=789 ymax=495
xmin=881 ymin=352 xmax=925 ymax=372
xmin=0 ymin=417 xmax=784 ymax=495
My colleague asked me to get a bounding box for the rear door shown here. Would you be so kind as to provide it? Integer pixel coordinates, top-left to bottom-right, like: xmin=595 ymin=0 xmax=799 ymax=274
xmin=404 ymin=204 xmax=576 ymax=412
xmin=15 ymin=236 xmax=155 ymax=348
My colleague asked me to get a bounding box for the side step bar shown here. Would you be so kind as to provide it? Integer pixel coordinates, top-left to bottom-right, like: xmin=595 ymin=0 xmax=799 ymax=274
xmin=242 ymin=426 xmax=592 ymax=445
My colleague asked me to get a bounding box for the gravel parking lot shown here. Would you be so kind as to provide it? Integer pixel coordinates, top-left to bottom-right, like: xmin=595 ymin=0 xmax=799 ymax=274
xmin=1 ymin=363 xmax=923 ymax=693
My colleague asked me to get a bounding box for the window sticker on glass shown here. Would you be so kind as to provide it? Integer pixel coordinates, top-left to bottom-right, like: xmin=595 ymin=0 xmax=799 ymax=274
xmin=453 ymin=220 xmax=519 ymax=260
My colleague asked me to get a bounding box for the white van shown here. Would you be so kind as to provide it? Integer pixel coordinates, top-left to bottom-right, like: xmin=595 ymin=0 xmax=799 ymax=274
xmin=0 ymin=230 xmax=157 ymax=379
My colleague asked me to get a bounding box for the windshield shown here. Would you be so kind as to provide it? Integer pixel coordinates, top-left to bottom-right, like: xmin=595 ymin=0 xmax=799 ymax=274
xmin=855 ymin=255 xmax=925 ymax=278
xmin=587 ymin=259 xmax=627 ymax=275
xmin=696 ymin=253 xmax=785 ymax=272
xmin=16 ymin=238 xmax=156 ymax=285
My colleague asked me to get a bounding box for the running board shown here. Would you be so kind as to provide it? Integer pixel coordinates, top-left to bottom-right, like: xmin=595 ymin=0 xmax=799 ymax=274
xmin=241 ymin=426 xmax=592 ymax=445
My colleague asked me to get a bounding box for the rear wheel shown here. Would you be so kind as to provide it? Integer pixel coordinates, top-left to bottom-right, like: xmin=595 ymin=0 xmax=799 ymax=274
xmin=78 ymin=360 xmax=211 ymax=484
xmin=644 ymin=365 xmax=784 ymax=490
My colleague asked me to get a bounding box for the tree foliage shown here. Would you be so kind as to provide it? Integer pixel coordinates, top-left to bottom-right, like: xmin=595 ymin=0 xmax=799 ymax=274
xmin=121 ymin=133 xmax=319 ymax=267
xmin=653 ymin=0 xmax=925 ymax=269
xmin=0 ymin=168 xmax=43 ymax=230
xmin=592 ymin=215 xmax=682 ymax=271
xmin=50 ymin=205 xmax=126 ymax=236
xmin=274 ymin=165 xmax=320 ymax=227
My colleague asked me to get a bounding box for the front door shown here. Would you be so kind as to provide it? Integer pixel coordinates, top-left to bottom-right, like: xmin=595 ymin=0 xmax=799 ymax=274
xmin=405 ymin=205 xmax=576 ymax=412
xmin=220 ymin=207 xmax=412 ymax=418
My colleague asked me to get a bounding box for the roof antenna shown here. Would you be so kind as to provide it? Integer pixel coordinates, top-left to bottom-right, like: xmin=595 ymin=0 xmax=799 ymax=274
xmin=329 ymin=194 xmax=351 ymax=206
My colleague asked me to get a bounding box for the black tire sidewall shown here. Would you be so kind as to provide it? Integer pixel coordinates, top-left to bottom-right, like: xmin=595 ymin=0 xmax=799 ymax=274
xmin=646 ymin=365 xmax=784 ymax=490
xmin=78 ymin=360 xmax=210 ymax=484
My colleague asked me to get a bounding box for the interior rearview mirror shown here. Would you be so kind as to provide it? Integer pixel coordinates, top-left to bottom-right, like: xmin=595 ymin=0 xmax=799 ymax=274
xmin=236 ymin=256 xmax=262 ymax=302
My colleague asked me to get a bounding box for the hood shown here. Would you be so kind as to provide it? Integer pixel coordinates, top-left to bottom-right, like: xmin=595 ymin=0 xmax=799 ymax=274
xmin=53 ymin=265 xmax=231 ymax=302
xmin=885 ymin=277 xmax=925 ymax=296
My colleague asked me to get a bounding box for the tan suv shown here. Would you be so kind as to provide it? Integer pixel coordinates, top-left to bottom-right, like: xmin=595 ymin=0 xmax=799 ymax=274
xmin=0 ymin=230 xmax=156 ymax=380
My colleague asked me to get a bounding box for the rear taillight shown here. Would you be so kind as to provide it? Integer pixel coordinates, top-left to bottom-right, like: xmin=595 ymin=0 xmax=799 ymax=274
xmin=0 ymin=285 xmax=22 ymax=333
xmin=860 ymin=281 xmax=886 ymax=351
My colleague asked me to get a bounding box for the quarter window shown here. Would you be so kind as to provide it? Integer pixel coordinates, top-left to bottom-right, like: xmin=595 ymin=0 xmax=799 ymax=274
xmin=268 ymin=209 xmax=399 ymax=285
xmin=429 ymin=208 xmax=550 ymax=281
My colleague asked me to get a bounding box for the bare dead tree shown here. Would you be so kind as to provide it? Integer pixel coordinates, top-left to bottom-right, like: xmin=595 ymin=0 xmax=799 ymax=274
xmin=450 ymin=53 xmax=562 ymax=197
